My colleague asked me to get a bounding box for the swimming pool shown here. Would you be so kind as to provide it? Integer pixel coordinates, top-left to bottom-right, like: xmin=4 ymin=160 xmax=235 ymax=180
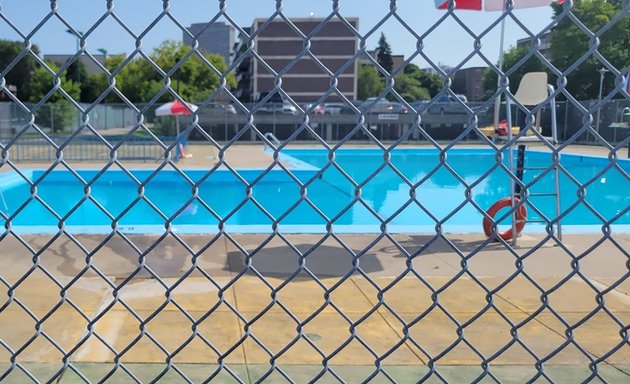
xmin=1 ymin=148 xmax=628 ymax=234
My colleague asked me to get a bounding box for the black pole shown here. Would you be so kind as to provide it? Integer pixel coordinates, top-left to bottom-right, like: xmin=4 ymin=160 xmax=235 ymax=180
xmin=175 ymin=56 xmax=181 ymax=95
xmin=515 ymin=144 xmax=526 ymax=198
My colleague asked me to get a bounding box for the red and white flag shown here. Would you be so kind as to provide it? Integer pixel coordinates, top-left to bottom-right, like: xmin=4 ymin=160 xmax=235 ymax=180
xmin=434 ymin=0 xmax=564 ymax=11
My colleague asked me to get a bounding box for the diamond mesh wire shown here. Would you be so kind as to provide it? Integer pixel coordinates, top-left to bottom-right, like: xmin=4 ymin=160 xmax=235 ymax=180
xmin=0 ymin=0 xmax=629 ymax=383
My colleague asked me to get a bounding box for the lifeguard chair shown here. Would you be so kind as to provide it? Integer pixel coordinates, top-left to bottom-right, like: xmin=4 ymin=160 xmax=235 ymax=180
xmin=483 ymin=72 xmax=562 ymax=244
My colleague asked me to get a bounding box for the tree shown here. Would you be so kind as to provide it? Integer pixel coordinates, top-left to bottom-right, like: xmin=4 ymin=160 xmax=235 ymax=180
xmin=117 ymin=40 xmax=236 ymax=104
xmin=357 ymin=64 xmax=385 ymax=100
xmin=0 ymin=39 xmax=40 ymax=100
xmin=81 ymin=71 xmax=109 ymax=103
xmin=482 ymin=46 xmax=546 ymax=99
xmin=394 ymin=72 xmax=430 ymax=102
xmin=66 ymin=59 xmax=93 ymax=102
xmin=375 ymin=33 xmax=393 ymax=74
xmin=357 ymin=62 xmax=436 ymax=102
xmin=550 ymin=0 xmax=630 ymax=100
xmin=403 ymin=64 xmax=442 ymax=98
xmin=26 ymin=61 xmax=80 ymax=132
xmin=73 ymin=41 xmax=236 ymax=105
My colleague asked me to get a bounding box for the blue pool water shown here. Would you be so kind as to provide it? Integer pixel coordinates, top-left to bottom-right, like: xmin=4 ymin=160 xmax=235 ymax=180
xmin=0 ymin=149 xmax=628 ymax=233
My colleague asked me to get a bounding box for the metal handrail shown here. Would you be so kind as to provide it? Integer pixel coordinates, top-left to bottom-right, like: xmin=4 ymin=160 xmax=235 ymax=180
xmin=263 ymin=132 xmax=282 ymax=148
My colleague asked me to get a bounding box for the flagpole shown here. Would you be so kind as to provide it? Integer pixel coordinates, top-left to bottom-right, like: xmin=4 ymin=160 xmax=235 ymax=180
xmin=493 ymin=2 xmax=507 ymax=130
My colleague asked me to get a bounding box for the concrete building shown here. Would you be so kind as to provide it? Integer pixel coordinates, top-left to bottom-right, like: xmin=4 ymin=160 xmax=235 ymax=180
xmin=236 ymin=17 xmax=359 ymax=103
xmin=453 ymin=66 xmax=487 ymax=102
xmin=183 ymin=22 xmax=234 ymax=64
xmin=516 ymin=31 xmax=553 ymax=60
xmin=233 ymin=27 xmax=252 ymax=102
xmin=44 ymin=54 xmax=108 ymax=74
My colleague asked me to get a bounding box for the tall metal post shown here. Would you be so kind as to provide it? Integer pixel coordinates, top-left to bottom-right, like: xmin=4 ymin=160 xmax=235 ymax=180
xmin=594 ymin=68 xmax=608 ymax=141
xmin=175 ymin=57 xmax=181 ymax=95
xmin=66 ymin=29 xmax=84 ymax=129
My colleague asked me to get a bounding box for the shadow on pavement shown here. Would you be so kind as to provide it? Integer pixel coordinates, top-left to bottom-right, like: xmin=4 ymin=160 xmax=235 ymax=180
xmin=225 ymin=243 xmax=384 ymax=278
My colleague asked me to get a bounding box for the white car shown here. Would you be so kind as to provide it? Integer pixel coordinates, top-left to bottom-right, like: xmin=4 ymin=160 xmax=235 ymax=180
xmin=281 ymin=101 xmax=298 ymax=115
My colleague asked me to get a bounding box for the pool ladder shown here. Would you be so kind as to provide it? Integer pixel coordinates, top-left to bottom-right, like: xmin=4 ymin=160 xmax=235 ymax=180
xmin=515 ymin=145 xmax=563 ymax=242
xmin=505 ymin=83 xmax=562 ymax=244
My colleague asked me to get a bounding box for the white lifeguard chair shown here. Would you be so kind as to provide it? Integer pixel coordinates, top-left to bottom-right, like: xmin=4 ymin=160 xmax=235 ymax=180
xmin=494 ymin=72 xmax=562 ymax=244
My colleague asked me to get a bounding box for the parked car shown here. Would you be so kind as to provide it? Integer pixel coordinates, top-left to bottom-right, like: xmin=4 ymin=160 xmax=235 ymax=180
xmin=359 ymin=97 xmax=392 ymax=114
xmin=427 ymin=94 xmax=469 ymax=115
xmin=360 ymin=98 xmax=408 ymax=114
xmin=281 ymin=101 xmax=298 ymax=115
xmin=254 ymin=102 xmax=298 ymax=115
xmin=322 ymin=102 xmax=352 ymax=115
xmin=409 ymin=100 xmax=429 ymax=113
xmin=204 ymin=103 xmax=236 ymax=116
xmin=388 ymin=102 xmax=408 ymax=114
xmin=304 ymin=103 xmax=325 ymax=115
xmin=225 ymin=104 xmax=237 ymax=114
xmin=254 ymin=92 xmax=297 ymax=114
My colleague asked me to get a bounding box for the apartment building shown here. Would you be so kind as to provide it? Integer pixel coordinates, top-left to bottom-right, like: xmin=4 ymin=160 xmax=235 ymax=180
xmin=183 ymin=22 xmax=234 ymax=64
xmin=235 ymin=17 xmax=359 ymax=103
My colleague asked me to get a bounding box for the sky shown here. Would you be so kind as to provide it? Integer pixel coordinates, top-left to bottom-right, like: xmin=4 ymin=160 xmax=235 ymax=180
xmin=0 ymin=0 xmax=557 ymax=69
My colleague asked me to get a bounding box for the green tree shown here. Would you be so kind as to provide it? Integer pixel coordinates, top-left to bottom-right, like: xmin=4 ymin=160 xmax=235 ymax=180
xmin=66 ymin=59 xmax=95 ymax=102
xmin=78 ymin=41 xmax=236 ymax=105
xmin=482 ymin=46 xmax=546 ymax=99
xmin=106 ymin=40 xmax=236 ymax=104
xmin=81 ymin=71 xmax=109 ymax=103
xmin=0 ymin=39 xmax=40 ymax=100
xmin=26 ymin=61 xmax=81 ymax=132
xmin=375 ymin=33 xmax=393 ymax=74
xmin=403 ymin=64 xmax=442 ymax=98
xmin=394 ymin=72 xmax=430 ymax=102
xmin=550 ymin=0 xmax=629 ymax=99
xmin=82 ymin=54 xmax=129 ymax=104
xmin=357 ymin=64 xmax=385 ymax=100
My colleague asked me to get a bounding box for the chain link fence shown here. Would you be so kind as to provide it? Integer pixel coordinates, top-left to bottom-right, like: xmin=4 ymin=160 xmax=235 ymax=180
xmin=1 ymin=1 xmax=629 ymax=383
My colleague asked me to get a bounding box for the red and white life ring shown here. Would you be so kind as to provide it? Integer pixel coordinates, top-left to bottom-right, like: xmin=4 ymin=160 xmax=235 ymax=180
xmin=482 ymin=197 xmax=527 ymax=241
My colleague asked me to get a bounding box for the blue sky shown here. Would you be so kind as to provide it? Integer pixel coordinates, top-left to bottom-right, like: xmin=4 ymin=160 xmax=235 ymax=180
xmin=0 ymin=0 xmax=555 ymax=69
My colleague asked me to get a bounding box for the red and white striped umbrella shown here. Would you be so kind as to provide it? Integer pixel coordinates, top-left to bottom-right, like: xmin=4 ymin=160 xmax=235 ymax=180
xmin=434 ymin=0 xmax=563 ymax=11
xmin=155 ymin=100 xmax=198 ymax=117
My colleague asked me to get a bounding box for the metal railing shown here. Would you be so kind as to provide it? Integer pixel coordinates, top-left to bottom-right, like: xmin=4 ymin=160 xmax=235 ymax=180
xmin=0 ymin=134 xmax=175 ymax=162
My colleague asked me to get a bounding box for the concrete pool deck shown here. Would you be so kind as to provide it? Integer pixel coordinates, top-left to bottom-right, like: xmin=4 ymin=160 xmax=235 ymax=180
xmin=0 ymin=233 xmax=629 ymax=382
xmin=3 ymin=141 xmax=627 ymax=171
xmin=1 ymin=143 xmax=629 ymax=382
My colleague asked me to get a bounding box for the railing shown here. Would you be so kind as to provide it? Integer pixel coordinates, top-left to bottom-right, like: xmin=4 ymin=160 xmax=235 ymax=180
xmin=0 ymin=134 xmax=175 ymax=162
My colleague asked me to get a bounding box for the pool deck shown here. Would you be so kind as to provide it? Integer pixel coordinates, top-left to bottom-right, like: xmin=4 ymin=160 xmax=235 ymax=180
xmin=1 ymin=143 xmax=629 ymax=382
xmin=1 ymin=232 xmax=629 ymax=382
xmin=2 ymin=142 xmax=627 ymax=171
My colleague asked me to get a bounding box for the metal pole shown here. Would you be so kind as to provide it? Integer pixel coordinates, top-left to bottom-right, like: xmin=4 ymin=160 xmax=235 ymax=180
xmin=76 ymin=38 xmax=81 ymax=86
xmin=595 ymin=68 xmax=608 ymax=141
xmin=492 ymin=10 xmax=507 ymax=130
xmin=66 ymin=29 xmax=83 ymax=128
xmin=505 ymin=95 xmax=518 ymax=246
xmin=175 ymin=57 xmax=181 ymax=95
xmin=176 ymin=115 xmax=181 ymax=161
